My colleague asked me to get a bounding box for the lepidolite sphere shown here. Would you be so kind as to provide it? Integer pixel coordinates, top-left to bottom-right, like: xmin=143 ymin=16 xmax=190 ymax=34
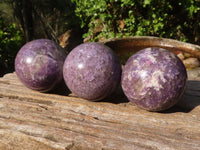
xmin=15 ymin=39 xmax=66 ymax=92
xmin=121 ymin=47 xmax=187 ymax=111
xmin=63 ymin=42 xmax=122 ymax=101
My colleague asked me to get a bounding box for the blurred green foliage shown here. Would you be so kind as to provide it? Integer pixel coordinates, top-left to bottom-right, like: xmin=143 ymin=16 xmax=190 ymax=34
xmin=0 ymin=16 xmax=24 ymax=76
xmin=1 ymin=0 xmax=200 ymax=76
xmin=72 ymin=0 xmax=200 ymax=43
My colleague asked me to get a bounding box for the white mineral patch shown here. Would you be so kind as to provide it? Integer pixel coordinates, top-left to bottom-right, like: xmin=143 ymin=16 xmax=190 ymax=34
xmin=140 ymin=70 xmax=148 ymax=79
xmin=169 ymin=52 xmax=177 ymax=59
xmin=153 ymin=70 xmax=166 ymax=83
xmin=128 ymin=72 xmax=132 ymax=81
xmin=147 ymin=55 xmax=157 ymax=63
xmin=165 ymin=53 xmax=176 ymax=60
xmin=132 ymin=59 xmax=139 ymax=66
xmin=144 ymin=48 xmax=152 ymax=53
xmin=152 ymin=52 xmax=159 ymax=56
xmin=30 ymin=55 xmax=49 ymax=80
xmin=142 ymin=70 xmax=166 ymax=91
xmin=87 ymin=55 xmax=91 ymax=58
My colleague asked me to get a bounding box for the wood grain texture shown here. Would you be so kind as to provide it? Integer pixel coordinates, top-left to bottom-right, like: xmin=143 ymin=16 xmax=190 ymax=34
xmin=0 ymin=73 xmax=200 ymax=150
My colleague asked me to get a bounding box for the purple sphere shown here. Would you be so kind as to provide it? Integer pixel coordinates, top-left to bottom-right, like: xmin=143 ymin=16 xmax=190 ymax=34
xmin=15 ymin=39 xmax=66 ymax=92
xmin=63 ymin=42 xmax=122 ymax=101
xmin=121 ymin=47 xmax=187 ymax=111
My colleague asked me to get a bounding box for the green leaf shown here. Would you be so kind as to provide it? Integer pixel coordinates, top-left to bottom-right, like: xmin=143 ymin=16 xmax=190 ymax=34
xmin=143 ymin=0 xmax=151 ymax=7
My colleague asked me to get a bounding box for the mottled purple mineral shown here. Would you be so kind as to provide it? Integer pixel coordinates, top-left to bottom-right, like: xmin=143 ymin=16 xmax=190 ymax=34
xmin=15 ymin=39 xmax=66 ymax=92
xmin=63 ymin=42 xmax=122 ymax=101
xmin=121 ymin=47 xmax=187 ymax=111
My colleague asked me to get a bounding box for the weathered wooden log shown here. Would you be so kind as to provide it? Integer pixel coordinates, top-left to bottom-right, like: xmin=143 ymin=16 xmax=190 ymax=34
xmin=0 ymin=73 xmax=200 ymax=150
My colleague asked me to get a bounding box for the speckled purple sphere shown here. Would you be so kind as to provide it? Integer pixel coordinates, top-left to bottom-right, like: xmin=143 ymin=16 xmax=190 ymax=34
xmin=63 ymin=42 xmax=122 ymax=101
xmin=121 ymin=47 xmax=187 ymax=111
xmin=15 ymin=39 xmax=66 ymax=92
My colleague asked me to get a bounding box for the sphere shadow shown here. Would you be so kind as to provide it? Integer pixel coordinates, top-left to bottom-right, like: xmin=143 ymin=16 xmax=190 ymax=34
xmin=48 ymin=79 xmax=71 ymax=96
xmin=48 ymin=79 xmax=200 ymax=114
xmin=100 ymin=85 xmax=129 ymax=104
xmin=161 ymin=80 xmax=200 ymax=114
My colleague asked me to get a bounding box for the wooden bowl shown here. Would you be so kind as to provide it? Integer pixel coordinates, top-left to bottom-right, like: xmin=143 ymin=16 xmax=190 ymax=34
xmin=101 ymin=36 xmax=200 ymax=64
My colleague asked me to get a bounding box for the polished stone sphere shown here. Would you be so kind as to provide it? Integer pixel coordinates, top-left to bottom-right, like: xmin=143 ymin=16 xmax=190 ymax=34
xmin=15 ymin=39 xmax=66 ymax=92
xmin=121 ymin=47 xmax=187 ymax=111
xmin=63 ymin=42 xmax=122 ymax=101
